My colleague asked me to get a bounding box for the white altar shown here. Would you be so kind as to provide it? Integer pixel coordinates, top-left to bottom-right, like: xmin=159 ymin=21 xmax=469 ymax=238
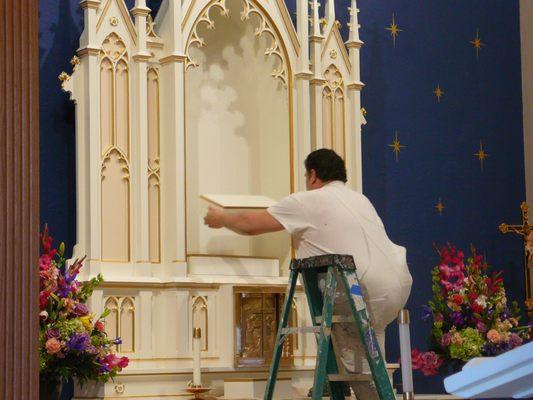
xmin=60 ymin=0 xmax=367 ymax=397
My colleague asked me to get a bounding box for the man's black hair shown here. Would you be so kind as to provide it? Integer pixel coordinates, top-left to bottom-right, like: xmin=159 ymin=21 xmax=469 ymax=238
xmin=304 ymin=149 xmax=347 ymax=183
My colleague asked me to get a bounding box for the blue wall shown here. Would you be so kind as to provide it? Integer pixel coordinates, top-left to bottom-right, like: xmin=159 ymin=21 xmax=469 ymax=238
xmin=39 ymin=0 xmax=525 ymax=394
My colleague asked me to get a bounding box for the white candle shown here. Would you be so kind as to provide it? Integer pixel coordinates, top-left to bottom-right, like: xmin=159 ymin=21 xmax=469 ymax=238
xmin=398 ymin=309 xmax=414 ymax=396
xmin=193 ymin=327 xmax=202 ymax=387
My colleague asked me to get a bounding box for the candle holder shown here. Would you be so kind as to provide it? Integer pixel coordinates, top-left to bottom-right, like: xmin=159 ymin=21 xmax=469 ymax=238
xmin=186 ymin=386 xmax=211 ymax=399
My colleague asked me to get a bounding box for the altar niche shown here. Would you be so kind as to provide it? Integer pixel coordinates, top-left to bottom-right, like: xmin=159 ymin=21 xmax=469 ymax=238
xmin=185 ymin=0 xmax=292 ymax=273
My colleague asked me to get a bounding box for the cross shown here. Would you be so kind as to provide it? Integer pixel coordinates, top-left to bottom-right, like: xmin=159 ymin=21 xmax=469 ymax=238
xmin=499 ymin=202 xmax=533 ymax=326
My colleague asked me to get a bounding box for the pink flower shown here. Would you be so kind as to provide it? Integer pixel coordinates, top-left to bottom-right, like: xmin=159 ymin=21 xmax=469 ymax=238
xmin=508 ymin=333 xmax=522 ymax=348
xmin=40 ymin=310 xmax=49 ymax=321
xmin=440 ymin=333 xmax=452 ymax=346
xmin=411 ymin=349 xmax=425 ymax=370
xmin=487 ymin=329 xmax=501 ymax=344
xmin=94 ymin=321 xmax=105 ymax=332
xmin=434 ymin=313 xmax=444 ymax=322
xmin=39 ymin=291 xmax=51 ymax=310
xmin=45 ymin=338 xmax=62 ymax=355
xmin=39 ymin=254 xmax=52 ymax=270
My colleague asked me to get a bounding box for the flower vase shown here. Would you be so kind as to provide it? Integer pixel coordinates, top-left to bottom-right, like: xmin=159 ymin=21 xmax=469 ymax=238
xmin=39 ymin=375 xmax=62 ymax=400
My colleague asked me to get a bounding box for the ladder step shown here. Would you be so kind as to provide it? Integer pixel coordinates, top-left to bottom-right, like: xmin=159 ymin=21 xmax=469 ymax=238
xmin=280 ymin=326 xmax=331 ymax=334
xmin=328 ymin=374 xmax=373 ymax=382
xmin=315 ymin=315 xmax=354 ymax=324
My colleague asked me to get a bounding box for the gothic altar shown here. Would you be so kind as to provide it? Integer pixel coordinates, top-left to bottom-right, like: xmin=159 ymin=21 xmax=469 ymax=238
xmin=60 ymin=0 xmax=369 ymax=397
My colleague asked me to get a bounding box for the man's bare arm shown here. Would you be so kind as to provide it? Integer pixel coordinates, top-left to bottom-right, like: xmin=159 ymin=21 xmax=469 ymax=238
xmin=204 ymin=206 xmax=284 ymax=235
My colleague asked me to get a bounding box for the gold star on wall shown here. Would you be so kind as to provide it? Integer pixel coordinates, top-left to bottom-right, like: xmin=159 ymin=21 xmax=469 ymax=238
xmin=435 ymin=198 xmax=445 ymax=215
xmin=433 ymin=84 xmax=444 ymax=102
xmin=474 ymin=140 xmax=489 ymax=171
xmin=470 ymin=29 xmax=485 ymax=59
xmin=388 ymin=130 xmax=406 ymax=162
xmin=385 ymin=13 xmax=402 ymax=47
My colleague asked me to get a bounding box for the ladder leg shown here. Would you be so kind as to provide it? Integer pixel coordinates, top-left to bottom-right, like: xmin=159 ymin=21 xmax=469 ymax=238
xmin=312 ymin=266 xmax=337 ymax=400
xmin=337 ymin=269 xmax=396 ymax=400
xmin=263 ymin=268 xmax=299 ymax=400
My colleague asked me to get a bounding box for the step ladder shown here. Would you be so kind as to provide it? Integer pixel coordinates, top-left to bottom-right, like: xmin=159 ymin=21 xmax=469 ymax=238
xmin=264 ymin=254 xmax=396 ymax=400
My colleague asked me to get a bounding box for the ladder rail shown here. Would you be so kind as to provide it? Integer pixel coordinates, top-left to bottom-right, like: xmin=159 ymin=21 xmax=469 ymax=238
xmin=263 ymin=268 xmax=299 ymax=400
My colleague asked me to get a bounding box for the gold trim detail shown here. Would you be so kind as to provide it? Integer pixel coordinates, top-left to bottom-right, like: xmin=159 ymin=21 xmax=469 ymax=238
xmin=58 ymin=71 xmax=71 ymax=83
xmin=131 ymin=6 xmax=151 ymax=17
xmin=294 ymin=71 xmax=313 ymax=80
xmin=109 ymin=16 xmax=119 ymax=26
xmin=132 ymin=54 xmax=151 ymax=62
xmin=79 ymin=0 xmax=100 ymax=9
xmin=100 ymin=281 xmax=220 ymax=290
xmin=77 ymin=47 xmax=101 ymax=57
xmin=159 ymin=54 xmax=188 ymax=65
xmin=347 ymin=82 xmax=365 ymax=90
xmin=346 ymin=40 xmax=364 ymax=49
xmin=70 ymin=55 xmax=80 ymax=71
xmin=146 ymin=14 xmax=160 ymax=38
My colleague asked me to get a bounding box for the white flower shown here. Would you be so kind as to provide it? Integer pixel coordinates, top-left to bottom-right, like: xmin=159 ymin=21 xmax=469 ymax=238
xmin=475 ymin=295 xmax=487 ymax=308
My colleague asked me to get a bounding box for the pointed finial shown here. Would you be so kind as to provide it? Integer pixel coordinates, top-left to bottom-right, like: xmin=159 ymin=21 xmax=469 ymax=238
xmin=348 ymin=0 xmax=360 ymax=42
xmin=310 ymin=0 xmax=321 ymax=36
xmin=325 ymin=0 xmax=335 ymax=26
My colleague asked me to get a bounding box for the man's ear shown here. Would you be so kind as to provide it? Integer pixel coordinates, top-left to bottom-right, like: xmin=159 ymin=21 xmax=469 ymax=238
xmin=310 ymin=169 xmax=318 ymax=183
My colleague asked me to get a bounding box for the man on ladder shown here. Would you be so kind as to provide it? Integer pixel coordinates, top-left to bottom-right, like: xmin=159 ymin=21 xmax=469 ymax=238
xmin=204 ymin=149 xmax=413 ymax=399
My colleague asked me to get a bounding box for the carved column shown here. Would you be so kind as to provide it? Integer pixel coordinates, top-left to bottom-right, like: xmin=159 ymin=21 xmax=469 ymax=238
xmin=0 ymin=0 xmax=40 ymax=397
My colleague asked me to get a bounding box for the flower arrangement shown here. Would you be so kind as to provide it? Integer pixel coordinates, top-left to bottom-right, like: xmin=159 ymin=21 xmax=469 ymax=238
xmin=39 ymin=226 xmax=128 ymax=387
xmin=412 ymin=244 xmax=529 ymax=376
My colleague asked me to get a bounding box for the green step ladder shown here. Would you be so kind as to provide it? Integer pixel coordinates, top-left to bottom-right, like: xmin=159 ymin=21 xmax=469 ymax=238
xmin=264 ymin=254 xmax=396 ymax=400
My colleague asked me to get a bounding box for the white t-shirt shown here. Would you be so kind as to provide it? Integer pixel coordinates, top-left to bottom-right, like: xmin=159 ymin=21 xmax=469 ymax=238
xmin=267 ymin=181 xmax=412 ymax=327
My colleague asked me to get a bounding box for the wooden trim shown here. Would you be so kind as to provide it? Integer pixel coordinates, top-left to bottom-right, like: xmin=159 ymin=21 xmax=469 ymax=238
xmin=0 ymin=0 xmax=40 ymax=398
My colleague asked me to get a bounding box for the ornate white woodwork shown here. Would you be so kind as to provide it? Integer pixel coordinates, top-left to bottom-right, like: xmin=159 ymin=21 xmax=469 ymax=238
xmin=61 ymin=0 xmax=365 ymax=397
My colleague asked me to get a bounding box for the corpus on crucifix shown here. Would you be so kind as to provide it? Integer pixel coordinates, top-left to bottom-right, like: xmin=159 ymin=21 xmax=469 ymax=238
xmin=499 ymin=202 xmax=533 ymax=326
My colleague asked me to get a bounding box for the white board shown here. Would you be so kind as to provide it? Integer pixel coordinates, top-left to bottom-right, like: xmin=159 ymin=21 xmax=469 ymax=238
xmin=201 ymin=194 xmax=277 ymax=209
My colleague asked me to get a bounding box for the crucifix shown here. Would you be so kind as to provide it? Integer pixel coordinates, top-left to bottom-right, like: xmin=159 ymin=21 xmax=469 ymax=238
xmin=499 ymin=202 xmax=533 ymax=326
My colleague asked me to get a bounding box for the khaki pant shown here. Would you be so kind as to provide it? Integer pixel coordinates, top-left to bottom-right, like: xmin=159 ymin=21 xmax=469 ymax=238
xmin=316 ymin=270 xmax=409 ymax=399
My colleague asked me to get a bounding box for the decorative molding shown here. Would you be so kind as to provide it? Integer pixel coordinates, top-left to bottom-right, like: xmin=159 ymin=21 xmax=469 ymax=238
xmin=80 ymin=0 xmax=101 ymax=9
xmin=77 ymin=46 xmax=101 ymax=57
xmin=185 ymin=0 xmax=289 ymax=86
xmin=321 ymin=24 xmax=352 ymax=74
xmin=132 ymin=54 xmax=152 ymax=62
xmin=159 ymin=54 xmax=188 ymax=65
xmin=96 ymin=0 xmax=138 ymax=45
xmin=131 ymin=6 xmax=151 ymax=17
xmin=146 ymin=14 xmax=160 ymax=38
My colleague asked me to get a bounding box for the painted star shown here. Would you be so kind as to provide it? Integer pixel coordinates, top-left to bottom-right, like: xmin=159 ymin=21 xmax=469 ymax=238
xmin=470 ymin=29 xmax=485 ymax=59
xmin=435 ymin=198 xmax=445 ymax=216
xmin=433 ymin=84 xmax=444 ymax=102
xmin=474 ymin=140 xmax=489 ymax=171
xmin=388 ymin=130 xmax=406 ymax=162
xmin=385 ymin=13 xmax=402 ymax=47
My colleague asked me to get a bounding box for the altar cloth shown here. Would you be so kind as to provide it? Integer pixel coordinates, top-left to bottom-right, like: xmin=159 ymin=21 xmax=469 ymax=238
xmin=443 ymin=341 xmax=533 ymax=398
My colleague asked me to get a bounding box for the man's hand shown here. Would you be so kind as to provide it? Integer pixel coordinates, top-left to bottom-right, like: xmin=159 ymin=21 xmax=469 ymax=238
xmin=204 ymin=206 xmax=225 ymax=229
xmin=203 ymin=207 xmax=284 ymax=235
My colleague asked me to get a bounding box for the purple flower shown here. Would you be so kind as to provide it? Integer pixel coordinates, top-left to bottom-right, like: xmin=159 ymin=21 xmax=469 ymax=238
xmin=45 ymin=328 xmax=61 ymax=340
xmin=74 ymin=303 xmax=89 ymax=316
xmin=476 ymin=321 xmax=487 ymax=333
xmin=508 ymin=333 xmax=522 ymax=348
xmin=114 ymin=337 xmax=122 ymax=345
xmin=450 ymin=312 xmax=465 ymax=327
xmin=421 ymin=305 xmax=432 ymax=322
xmin=66 ymin=332 xmax=91 ymax=352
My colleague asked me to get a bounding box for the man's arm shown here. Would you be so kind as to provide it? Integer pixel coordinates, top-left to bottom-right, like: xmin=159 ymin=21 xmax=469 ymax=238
xmin=204 ymin=206 xmax=284 ymax=235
